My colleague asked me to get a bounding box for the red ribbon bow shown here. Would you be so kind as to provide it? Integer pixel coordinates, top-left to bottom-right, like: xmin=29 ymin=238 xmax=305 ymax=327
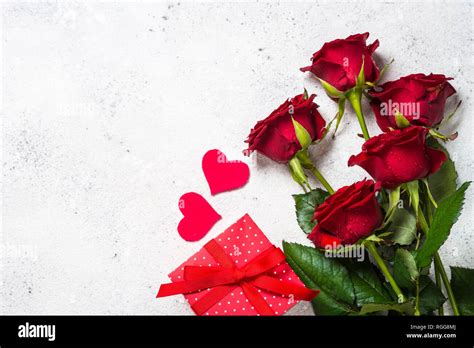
xmin=157 ymin=239 xmax=319 ymax=315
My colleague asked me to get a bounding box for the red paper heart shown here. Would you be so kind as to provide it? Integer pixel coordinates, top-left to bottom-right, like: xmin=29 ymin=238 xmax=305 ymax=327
xmin=202 ymin=149 xmax=250 ymax=195
xmin=178 ymin=192 xmax=221 ymax=242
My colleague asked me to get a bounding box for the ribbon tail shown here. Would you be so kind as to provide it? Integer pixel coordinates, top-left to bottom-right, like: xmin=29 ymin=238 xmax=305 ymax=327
xmin=191 ymin=285 xmax=237 ymax=315
xmin=241 ymin=282 xmax=275 ymax=316
xmin=251 ymin=275 xmax=319 ymax=301
xmin=156 ymin=280 xmax=204 ymax=298
xmin=157 ymin=273 xmax=234 ymax=298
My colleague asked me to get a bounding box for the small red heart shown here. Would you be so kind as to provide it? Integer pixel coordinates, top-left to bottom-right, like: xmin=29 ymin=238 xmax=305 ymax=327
xmin=177 ymin=192 xmax=221 ymax=242
xmin=202 ymin=149 xmax=250 ymax=195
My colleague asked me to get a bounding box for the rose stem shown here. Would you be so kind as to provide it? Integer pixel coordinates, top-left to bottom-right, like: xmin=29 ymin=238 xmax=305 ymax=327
xmin=418 ymin=210 xmax=460 ymax=316
xmin=365 ymin=241 xmax=406 ymax=304
xmin=347 ymin=88 xmax=370 ymax=141
xmin=424 ymin=189 xmax=445 ymax=315
xmin=308 ymin=166 xmax=334 ymax=195
xmin=297 ymin=151 xmax=335 ymax=194
xmin=435 ymin=262 xmax=445 ymax=315
xmin=414 ymin=278 xmax=421 ymax=316
xmin=434 ymin=254 xmax=459 ymax=315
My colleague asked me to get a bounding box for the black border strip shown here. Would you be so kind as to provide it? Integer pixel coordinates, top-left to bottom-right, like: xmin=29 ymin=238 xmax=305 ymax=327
xmin=0 ymin=315 xmax=473 ymax=346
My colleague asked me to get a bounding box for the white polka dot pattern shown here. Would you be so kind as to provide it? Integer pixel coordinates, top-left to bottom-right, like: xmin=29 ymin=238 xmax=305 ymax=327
xmin=168 ymin=214 xmax=306 ymax=316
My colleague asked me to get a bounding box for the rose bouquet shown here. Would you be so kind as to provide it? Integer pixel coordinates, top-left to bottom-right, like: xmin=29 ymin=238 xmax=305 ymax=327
xmin=245 ymin=33 xmax=473 ymax=316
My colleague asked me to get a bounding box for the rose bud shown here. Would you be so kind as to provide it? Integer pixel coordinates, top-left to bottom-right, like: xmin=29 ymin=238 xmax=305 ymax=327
xmin=300 ymin=32 xmax=380 ymax=94
xmin=244 ymin=93 xmax=326 ymax=163
xmin=308 ymin=179 xmax=383 ymax=248
xmin=369 ymin=73 xmax=456 ymax=131
xmin=348 ymin=126 xmax=446 ymax=189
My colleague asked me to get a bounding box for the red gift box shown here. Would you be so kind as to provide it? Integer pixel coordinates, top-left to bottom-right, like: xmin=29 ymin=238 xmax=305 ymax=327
xmin=157 ymin=214 xmax=318 ymax=315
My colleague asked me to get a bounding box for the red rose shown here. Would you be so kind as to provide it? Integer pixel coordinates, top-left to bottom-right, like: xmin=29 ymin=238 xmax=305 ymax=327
xmin=369 ymin=73 xmax=456 ymax=131
xmin=244 ymin=93 xmax=326 ymax=163
xmin=300 ymin=33 xmax=380 ymax=93
xmin=308 ymin=179 xmax=383 ymax=248
xmin=348 ymin=126 xmax=446 ymax=189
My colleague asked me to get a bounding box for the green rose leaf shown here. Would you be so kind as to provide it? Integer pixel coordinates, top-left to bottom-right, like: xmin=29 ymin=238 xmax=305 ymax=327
xmin=415 ymin=182 xmax=471 ymax=268
xmin=388 ymin=208 xmax=417 ymax=246
xmin=342 ymin=258 xmax=393 ymax=306
xmin=450 ymin=266 xmax=474 ymax=315
xmin=310 ymin=290 xmax=355 ymax=316
xmin=427 ymin=138 xmax=458 ymax=202
xmin=293 ymin=188 xmax=330 ymax=234
xmin=418 ymin=276 xmax=446 ymax=315
xmin=359 ymin=302 xmax=415 ymax=315
xmin=393 ymin=249 xmax=419 ymax=290
xmin=283 ymin=241 xmax=357 ymax=315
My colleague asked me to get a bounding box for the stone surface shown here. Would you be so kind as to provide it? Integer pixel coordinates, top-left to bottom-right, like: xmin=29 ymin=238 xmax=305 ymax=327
xmin=1 ymin=1 xmax=472 ymax=315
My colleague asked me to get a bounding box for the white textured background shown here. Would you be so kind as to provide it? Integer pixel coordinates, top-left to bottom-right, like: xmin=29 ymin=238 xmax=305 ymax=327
xmin=1 ymin=0 xmax=473 ymax=315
